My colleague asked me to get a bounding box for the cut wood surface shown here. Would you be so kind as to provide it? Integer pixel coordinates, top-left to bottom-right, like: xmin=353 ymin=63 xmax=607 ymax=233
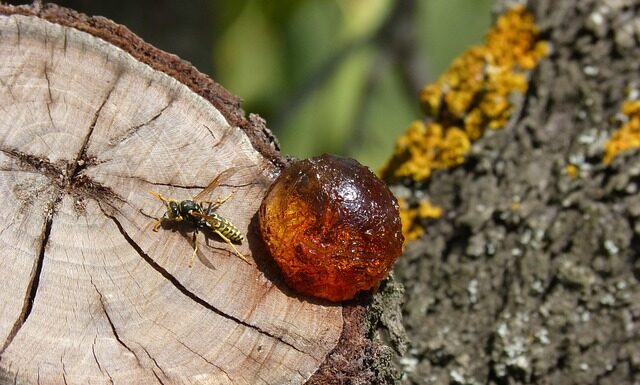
xmin=0 ymin=5 xmax=344 ymax=385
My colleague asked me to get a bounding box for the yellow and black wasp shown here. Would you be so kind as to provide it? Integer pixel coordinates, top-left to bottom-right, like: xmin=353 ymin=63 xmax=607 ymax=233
xmin=149 ymin=168 xmax=249 ymax=266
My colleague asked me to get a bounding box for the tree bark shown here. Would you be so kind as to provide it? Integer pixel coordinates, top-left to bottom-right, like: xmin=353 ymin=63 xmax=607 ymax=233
xmin=0 ymin=4 xmax=401 ymax=385
xmin=395 ymin=1 xmax=640 ymax=384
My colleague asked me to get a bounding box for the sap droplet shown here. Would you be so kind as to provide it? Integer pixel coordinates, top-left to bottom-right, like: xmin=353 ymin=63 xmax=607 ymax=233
xmin=259 ymin=154 xmax=404 ymax=301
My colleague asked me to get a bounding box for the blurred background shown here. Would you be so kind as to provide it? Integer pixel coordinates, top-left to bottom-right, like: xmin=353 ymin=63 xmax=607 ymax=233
xmin=9 ymin=0 xmax=493 ymax=169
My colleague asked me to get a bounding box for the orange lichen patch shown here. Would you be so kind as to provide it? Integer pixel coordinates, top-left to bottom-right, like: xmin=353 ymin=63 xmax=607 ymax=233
xmin=399 ymin=198 xmax=443 ymax=242
xmin=386 ymin=120 xmax=471 ymax=181
xmin=565 ymin=164 xmax=579 ymax=178
xmin=604 ymin=100 xmax=640 ymax=164
xmin=381 ymin=6 xmax=548 ymax=183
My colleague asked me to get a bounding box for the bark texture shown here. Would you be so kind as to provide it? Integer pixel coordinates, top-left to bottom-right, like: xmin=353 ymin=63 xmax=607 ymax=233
xmin=0 ymin=4 xmax=400 ymax=385
xmin=396 ymin=1 xmax=640 ymax=384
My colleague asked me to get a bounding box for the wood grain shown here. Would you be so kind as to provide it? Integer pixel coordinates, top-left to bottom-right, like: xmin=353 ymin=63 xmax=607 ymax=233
xmin=0 ymin=11 xmax=342 ymax=385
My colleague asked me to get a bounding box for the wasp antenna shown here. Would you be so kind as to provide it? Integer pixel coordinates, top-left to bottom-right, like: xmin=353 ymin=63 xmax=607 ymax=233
xmin=149 ymin=191 xmax=167 ymax=202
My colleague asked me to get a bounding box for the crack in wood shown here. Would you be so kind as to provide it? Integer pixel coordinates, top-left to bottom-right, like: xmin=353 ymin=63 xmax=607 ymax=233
xmin=21 ymin=208 xmax=51 ymax=322
xmin=89 ymin=280 xmax=166 ymax=385
xmin=202 ymin=124 xmax=216 ymax=142
xmin=43 ymin=65 xmax=57 ymax=134
xmin=91 ymin=282 xmax=143 ymax=367
xmin=134 ymin=176 xmax=260 ymax=191
xmin=128 ymin=176 xmax=209 ymax=191
xmin=138 ymin=345 xmax=170 ymax=385
xmin=0 ymin=223 xmax=15 ymax=241
xmin=62 ymin=27 xmax=67 ymax=55
xmin=107 ymin=164 xmax=265 ymax=192
xmin=0 ymin=199 xmax=55 ymax=358
xmin=0 ymin=167 xmax=44 ymax=175
xmin=171 ymin=336 xmax=235 ymax=384
xmin=108 ymin=99 xmax=173 ymax=147
xmin=13 ymin=17 xmax=20 ymax=48
xmin=45 ymin=100 xmax=56 ymax=131
xmin=151 ymin=370 xmax=167 ymax=385
xmin=69 ymin=73 xmax=120 ymax=178
xmin=0 ymin=147 xmax=125 ymax=205
xmin=43 ymin=63 xmax=53 ymax=104
xmin=61 ymin=358 xmax=68 ymax=385
xmin=0 ymin=148 xmax=64 ymax=181
xmin=45 ymin=24 xmax=55 ymax=68
xmin=91 ymin=336 xmax=114 ymax=385
xmin=211 ymin=126 xmax=233 ymax=150
xmin=97 ymin=204 xmax=307 ymax=355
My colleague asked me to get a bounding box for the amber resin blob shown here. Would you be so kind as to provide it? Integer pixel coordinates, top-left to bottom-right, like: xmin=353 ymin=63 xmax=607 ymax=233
xmin=259 ymin=154 xmax=404 ymax=302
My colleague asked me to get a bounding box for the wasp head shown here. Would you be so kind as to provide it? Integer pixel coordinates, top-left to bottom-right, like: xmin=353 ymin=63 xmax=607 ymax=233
xmin=167 ymin=201 xmax=182 ymax=220
xmin=150 ymin=192 xmax=184 ymax=222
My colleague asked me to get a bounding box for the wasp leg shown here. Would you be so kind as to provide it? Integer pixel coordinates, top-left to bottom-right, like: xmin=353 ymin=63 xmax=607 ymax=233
xmin=202 ymin=193 xmax=233 ymax=214
xmin=189 ymin=230 xmax=200 ymax=267
xmin=152 ymin=212 xmax=167 ymax=232
xmin=214 ymin=229 xmax=250 ymax=264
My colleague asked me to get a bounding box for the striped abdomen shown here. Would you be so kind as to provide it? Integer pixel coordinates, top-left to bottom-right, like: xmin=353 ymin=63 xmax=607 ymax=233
xmin=207 ymin=213 xmax=243 ymax=242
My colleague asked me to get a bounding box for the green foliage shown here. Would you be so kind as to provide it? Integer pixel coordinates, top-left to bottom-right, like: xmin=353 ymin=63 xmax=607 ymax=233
xmin=213 ymin=0 xmax=492 ymax=169
xmin=420 ymin=0 xmax=494 ymax=75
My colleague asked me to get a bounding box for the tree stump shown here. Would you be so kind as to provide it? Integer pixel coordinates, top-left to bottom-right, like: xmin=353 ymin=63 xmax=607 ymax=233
xmin=0 ymin=4 xmax=394 ymax=385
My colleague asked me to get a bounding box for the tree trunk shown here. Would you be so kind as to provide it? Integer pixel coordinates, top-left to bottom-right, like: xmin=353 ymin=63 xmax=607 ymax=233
xmin=0 ymin=4 xmax=401 ymax=385
xmin=395 ymin=1 xmax=640 ymax=384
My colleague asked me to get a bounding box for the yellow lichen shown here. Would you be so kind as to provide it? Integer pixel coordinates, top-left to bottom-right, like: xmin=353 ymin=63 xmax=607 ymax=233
xmin=381 ymin=6 xmax=548 ymax=183
xmin=388 ymin=121 xmax=471 ymax=181
xmin=398 ymin=198 xmax=443 ymax=242
xmin=565 ymin=164 xmax=579 ymax=178
xmin=603 ymin=100 xmax=640 ymax=164
xmin=418 ymin=200 xmax=443 ymax=220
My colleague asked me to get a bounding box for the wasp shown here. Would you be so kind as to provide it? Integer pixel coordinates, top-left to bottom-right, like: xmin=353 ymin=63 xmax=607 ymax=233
xmin=149 ymin=168 xmax=249 ymax=266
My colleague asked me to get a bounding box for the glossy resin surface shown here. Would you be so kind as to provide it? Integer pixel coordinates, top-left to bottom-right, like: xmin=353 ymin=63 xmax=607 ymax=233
xmin=259 ymin=155 xmax=404 ymax=301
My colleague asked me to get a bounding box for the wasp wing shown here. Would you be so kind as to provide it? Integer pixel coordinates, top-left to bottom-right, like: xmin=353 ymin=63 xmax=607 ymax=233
xmin=193 ymin=167 xmax=240 ymax=202
xmin=190 ymin=211 xmax=215 ymax=220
